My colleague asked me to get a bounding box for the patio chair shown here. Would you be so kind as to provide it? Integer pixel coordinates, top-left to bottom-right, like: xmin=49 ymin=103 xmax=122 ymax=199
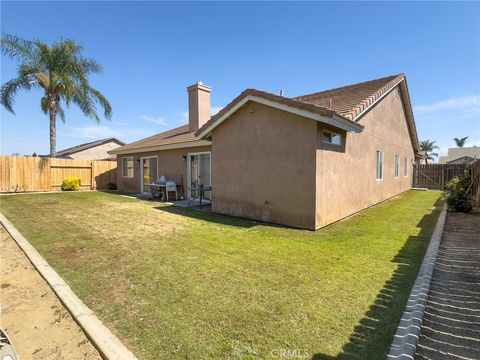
xmin=165 ymin=180 xmax=178 ymax=201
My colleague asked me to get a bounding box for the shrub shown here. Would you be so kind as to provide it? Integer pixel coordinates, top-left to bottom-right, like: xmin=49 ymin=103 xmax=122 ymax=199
xmin=446 ymin=174 xmax=473 ymax=212
xmin=61 ymin=177 xmax=81 ymax=191
xmin=106 ymin=182 xmax=117 ymax=190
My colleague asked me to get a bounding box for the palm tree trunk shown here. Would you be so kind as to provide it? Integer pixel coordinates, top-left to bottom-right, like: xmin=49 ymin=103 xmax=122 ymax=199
xmin=49 ymin=102 xmax=57 ymax=157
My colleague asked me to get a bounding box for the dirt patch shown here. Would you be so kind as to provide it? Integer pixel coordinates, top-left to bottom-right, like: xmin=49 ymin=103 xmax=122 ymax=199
xmin=0 ymin=226 xmax=101 ymax=359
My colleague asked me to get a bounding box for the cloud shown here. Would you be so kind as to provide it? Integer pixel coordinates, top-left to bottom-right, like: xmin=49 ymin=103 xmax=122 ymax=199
xmin=67 ymin=125 xmax=151 ymax=140
xmin=414 ymin=96 xmax=480 ymax=115
xmin=68 ymin=125 xmax=123 ymax=139
xmin=211 ymin=106 xmax=223 ymax=115
xmin=140 ymin=114 xmax=168 ymax=126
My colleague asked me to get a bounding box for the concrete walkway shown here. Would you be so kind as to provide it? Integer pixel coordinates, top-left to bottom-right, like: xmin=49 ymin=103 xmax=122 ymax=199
xmin=415 ymin=209 xmax=480 ymax=360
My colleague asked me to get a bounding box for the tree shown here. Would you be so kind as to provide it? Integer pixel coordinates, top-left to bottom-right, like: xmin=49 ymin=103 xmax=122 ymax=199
xmin=1 ymin=33 xmax=112 ymax=157
xmin=453 ymin=136 xmax=468 ymax=148
xmin=419 ymin=140 xmax=439 ymax=164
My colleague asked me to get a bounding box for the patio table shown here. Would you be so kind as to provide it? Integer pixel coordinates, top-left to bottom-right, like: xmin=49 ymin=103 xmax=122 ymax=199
xmin=187 ymin=185 xmax=212 ymax=207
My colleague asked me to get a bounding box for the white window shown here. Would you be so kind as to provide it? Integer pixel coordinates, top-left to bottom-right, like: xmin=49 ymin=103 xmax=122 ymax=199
xmin=376 ymin=150 xmax=384 ymax=180
xmin=322 ymin=130 xmax=342 ymax=145
xmin=404 ymin=157 xmax=408 ymax=177
xmin=394 ymin=155 xmax=400 ymax=178
xmin=122 ymin=156 xmax=134 ymax=177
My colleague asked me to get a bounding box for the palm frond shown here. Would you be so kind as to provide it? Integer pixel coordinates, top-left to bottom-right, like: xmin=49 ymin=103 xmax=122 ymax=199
xmin=0 ymin=77 xmax=31 ymax=113
xmin=1 ymin=33 xmax=37 ymax=63
xmin=57 ymin=104 xmax=66 ymax=123
xmin=90 ymin=87 xmax=112 ymax=119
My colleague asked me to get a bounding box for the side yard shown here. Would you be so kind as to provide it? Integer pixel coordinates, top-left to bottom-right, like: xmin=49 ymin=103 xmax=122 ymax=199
xmin=0 ymin=190 xmax=442 ymax=359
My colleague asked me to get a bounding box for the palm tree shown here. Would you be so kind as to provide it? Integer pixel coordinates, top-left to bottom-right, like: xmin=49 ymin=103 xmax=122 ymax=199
xmin=453 ymin=136 xmax=468 ymax=148
xmin=1 ymin=33 xmax=112 ymax=157
xmin=419 ymin=140 xmax=439 ymax=164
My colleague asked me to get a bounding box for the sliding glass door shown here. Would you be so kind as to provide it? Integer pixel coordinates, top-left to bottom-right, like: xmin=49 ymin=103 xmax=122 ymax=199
xmin=140 ymin=157 xmax=158 ymax=193
xmin=187 ymin=152 xmax=211 ymax=199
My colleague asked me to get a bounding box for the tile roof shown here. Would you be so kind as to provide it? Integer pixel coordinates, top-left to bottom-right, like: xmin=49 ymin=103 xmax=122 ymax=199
xmin=112 ymin=125 xmax=200 ymax=152
xmin=195 ymin=88 xmax=356 ymax=137
xmin=115 ymin=74 xmax=417 ymax=153
xmin=56 ymin=137 xmax=125 ymax=156
xmin=295 ymin=74 xmax=405 ymax=120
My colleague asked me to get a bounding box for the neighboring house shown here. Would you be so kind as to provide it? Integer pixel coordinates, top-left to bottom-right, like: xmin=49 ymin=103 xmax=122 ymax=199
xmin=417 ymin=151 xmax=428 ymax=165
xmin=56 ymin=138 xmax=125 ymax=160
xmin=438 ymin=147 xmax=480 ymax=164
xmin=110 ymin=74 xmax=422 ymax=230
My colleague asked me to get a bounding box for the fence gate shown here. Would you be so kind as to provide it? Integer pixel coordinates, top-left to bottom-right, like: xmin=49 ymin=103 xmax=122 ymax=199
xmin=413 ymin=164 xmax=468 ymax=190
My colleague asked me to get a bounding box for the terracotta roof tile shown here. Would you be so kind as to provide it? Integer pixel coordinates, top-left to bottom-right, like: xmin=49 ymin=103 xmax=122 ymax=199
xmin=295 ymin=74 xmax=404 ymax=120
xmin=113 ymin=125 xmax=200 ymax=152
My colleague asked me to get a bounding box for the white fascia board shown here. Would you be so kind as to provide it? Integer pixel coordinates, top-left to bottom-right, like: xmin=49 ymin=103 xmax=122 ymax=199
xmin=109 ymin=140 xmax=212 ymax=155
xmin=196 ymin=95 xmax=363 ymax=139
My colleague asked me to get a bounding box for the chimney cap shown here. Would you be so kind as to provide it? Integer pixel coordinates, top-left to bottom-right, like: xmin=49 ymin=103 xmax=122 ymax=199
xmin=187 ymin=82 xmax=212 ymax=92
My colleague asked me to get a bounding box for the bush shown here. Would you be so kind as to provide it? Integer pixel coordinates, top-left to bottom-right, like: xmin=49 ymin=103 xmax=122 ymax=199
xmin=106 ymin=182 xmax=117 ymax=190
xmin=61 ymin=177 xmax=81 ymax=191
xmin=446 ymin=174 xmax=473 ymax=212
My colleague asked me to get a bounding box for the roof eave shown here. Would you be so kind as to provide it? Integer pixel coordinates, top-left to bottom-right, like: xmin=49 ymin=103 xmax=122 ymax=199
xmin=108 ymin=140 xmax=212 ymax=155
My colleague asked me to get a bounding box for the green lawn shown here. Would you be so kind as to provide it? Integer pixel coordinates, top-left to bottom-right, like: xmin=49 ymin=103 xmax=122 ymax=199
xmin=0 ymin=190 xmax=441 ymax=359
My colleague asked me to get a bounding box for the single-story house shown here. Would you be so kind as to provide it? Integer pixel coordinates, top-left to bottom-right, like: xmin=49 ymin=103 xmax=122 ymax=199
xmin=110 ymin=74 xmax=422 ymax=230
xmin=56 ymin=138 xmax=125 ymax=160
xmin=438 ymin=146 xmax=479 ymax=164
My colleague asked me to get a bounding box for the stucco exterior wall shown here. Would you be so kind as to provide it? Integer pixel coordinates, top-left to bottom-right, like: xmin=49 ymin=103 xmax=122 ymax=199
xmin=210 ymin=101 xmax=317 ymax=229
xmin=315 ymin=87 xmax=415 ymax=228
xmin=67 ymin=142 xmax=122 ymax=160
xmin=116 ymin=145 xmax=211 ymax=194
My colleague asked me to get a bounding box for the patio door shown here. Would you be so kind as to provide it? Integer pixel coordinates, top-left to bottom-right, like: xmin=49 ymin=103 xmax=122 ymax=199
xmin=140 ymin=157 xmax=158 ymax=193
xmin=187 ymin=152 xmax=211 ymax=199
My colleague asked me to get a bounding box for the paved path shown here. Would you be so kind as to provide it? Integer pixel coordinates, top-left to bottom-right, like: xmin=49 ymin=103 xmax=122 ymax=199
xmin=0 ymin=225 xmax=101 ymax=360
xmin=415 ymin=210 xmax=480 ymax=360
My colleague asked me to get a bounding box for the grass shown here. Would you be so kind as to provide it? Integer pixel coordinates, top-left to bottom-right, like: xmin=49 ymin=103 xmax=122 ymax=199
xmin=0 ymin=190 xmax=442 ymax=359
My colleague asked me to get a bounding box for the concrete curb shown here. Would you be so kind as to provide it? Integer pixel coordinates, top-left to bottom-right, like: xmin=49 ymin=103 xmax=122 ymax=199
xmin=0 ymin=212 xmax=138 ymax=360
xmin=386 ymin=204 xmax=447 ymax=360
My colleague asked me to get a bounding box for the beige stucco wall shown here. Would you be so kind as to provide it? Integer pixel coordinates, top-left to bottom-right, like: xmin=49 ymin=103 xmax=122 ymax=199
xmin=68 ymin=142 xmax=122 ymax=160
xmin=116 ymin=145 xmax=211 ymax=194
xmin=210 ymin=101 xmax=317 ymax=229
xmin=315 ymin=87 xmax=415 ymax=228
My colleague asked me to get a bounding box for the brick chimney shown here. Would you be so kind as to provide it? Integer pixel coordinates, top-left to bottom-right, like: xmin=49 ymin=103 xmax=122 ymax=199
xmin=187 ymin=82 xmax=211 ymax=132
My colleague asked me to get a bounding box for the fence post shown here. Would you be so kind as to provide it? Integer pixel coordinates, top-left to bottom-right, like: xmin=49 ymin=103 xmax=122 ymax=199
xmin=412 ymin=164 xmax=417 ymax=188
xmin=46 ymin=157 xmax=52 ymax=192
xmin=91 ymin=161 xmax=95 ymax=190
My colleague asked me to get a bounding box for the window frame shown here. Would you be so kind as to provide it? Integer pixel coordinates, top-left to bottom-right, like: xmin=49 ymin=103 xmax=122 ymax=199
xmin=404 ymin=157 xmax=408 ymax=177
xmin=122 ymin=156 xmax=134 ymax=178
xmin=394 ymin=154 xmax=400 ymax=179
xmin=322 ymin=129 xmax=342 ymax=146
xmin=376 ymin=149 xmax=384 ymax=181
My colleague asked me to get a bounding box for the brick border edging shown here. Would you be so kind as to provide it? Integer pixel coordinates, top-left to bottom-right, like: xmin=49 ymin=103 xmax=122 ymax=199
xmin=0 ymin=213 xmax=138 ymax=360
xmin=386 ymin=204 xmax=447 ymax=360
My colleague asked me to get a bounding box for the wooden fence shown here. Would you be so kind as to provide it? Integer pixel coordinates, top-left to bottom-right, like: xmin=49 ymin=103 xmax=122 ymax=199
xmin=412 ymin=163 xmax=469 ymax=190
xmin=470 ymin=160 xmax=480 ymax=206
xmin=0 ymin=156 xmax=117 ymax=193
